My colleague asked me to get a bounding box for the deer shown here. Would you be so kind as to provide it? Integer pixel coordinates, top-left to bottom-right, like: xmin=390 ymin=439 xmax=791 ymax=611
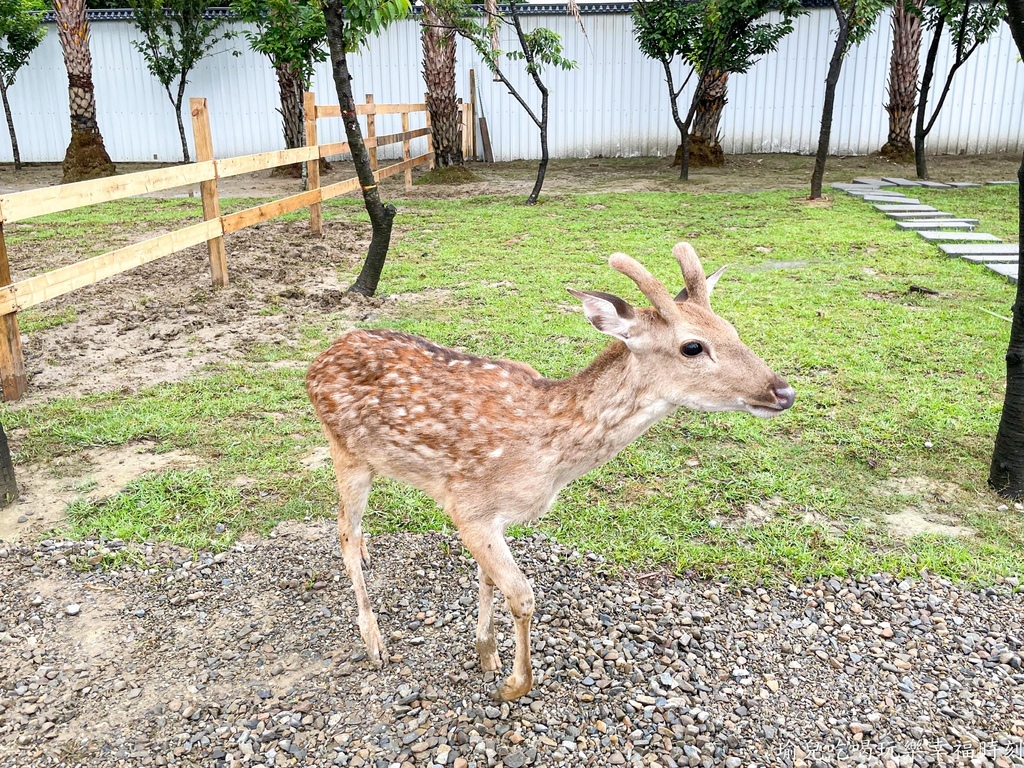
xmin=306 ymin=242 xmax=795 ymax=701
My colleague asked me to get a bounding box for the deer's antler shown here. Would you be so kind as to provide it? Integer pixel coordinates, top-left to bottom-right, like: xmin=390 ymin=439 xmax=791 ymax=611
xmin=608 ymin=252 xmax=679 ymax=320
xmin=672 ymin=242 xmax=713 ymax=309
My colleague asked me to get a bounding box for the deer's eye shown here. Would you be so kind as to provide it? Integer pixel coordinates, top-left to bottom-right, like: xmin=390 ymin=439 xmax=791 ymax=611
xmin=681 ymin=342 xmax=704 ymax=357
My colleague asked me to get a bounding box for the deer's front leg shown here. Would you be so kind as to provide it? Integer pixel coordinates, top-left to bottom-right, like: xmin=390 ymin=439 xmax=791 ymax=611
xmin=476 ymin=565 xmax=501 ymax=672
xmin=460 ymin=522 xmax=535 ymax=701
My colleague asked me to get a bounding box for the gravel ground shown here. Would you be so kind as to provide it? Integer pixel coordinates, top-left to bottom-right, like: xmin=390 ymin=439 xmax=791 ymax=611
xmin=1 ymin=520 xmax=1023 ymax=768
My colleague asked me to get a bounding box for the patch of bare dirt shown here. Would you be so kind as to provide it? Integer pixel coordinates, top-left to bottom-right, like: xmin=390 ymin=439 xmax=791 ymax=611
xmin=5 ymin=220 xmax=403 ymax=404
xmin=2 ymin=152 xmax=1020 ymax=201
xmin=0 ymin=442 xmax=202 ymax=543
xmin=879 ymin=475 xmax=978 ymax=539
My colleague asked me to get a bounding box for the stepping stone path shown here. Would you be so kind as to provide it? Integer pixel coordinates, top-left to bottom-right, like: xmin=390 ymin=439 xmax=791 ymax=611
xmin=838 ymin=178 xmax=1018 ymax=283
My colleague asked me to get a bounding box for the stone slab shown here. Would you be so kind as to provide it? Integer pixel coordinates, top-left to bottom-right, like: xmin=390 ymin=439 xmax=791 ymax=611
xmin=882 ymin=177 xmax=922 ymax=187
xmin=938 ymin=243 xmax=1020 ymax=256
xmin=885 ymin=211 xmax=956 ymax=219
xmin=896 ymin=220 xmax=976 ymax=230
xmin=946 ymin=182 xmax=981 ymax=188
xmin=853 ymin=177 xmax=895 ymax=186
xmin=916 ymin=181 xmax=951 ymax=188
xmin=833 ymin=183 xmax=879 ymax=191
xmin=873 ymin=204 xmax=939 ymax=212
xmin=958 ymin=252 xmax=1020 ymax=264
xmin=987 ymin=263 xmax=1018 ymax=283
xmin=846 ymin=188 xmax=904 ymax=197
xmin=865 ymin=196 xmax=920 ymax=204
xmin=986 ymin=181 xmax=1019 ymax=185
xmin=917 ymin=231 xmax=1002 ymax=242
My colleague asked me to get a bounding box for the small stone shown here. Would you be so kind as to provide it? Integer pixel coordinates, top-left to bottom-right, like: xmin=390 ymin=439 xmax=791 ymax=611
xmin=65 ymin=604 xmax=80 ymax=616
xmin=17 ymin=515 xmax=27 ymax=524
xmin=503 ymin=752 xmax=526 ymax=768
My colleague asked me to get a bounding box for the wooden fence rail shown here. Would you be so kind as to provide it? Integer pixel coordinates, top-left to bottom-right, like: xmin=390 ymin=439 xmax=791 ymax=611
xmin=0 ymin=92 xmax=434 ymax=401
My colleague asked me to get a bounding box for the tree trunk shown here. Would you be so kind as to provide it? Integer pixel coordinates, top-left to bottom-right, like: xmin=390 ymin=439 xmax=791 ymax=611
xmin=507 ymin=4 xmax=549 ymax=203
xmin=173 ymin=79 xmax=190 ymax=163
xmin=275 ymin=61 xmax=307 ymax=177
xmin=879 ymin=0 xmax=922 ymax=162
xmin=0 ymin=86 xmax=22 ymax=171
xmin=276 ymin=63 xmax=304 ymax=151
xmin=989 ymin=157 xmax=1024 ymax=496
xmin=422 ymin=3 xmax=463 ymax=168
xmin=914 ymin=15 xmax=944 ymax=180
xmin=527 ymin=86 xmax=548 ymax=205
xmin=988 ymin=0 xmax=1024 ymax=497
xmin=688 ymin=68 xmax=728 ymax=167
xmin=323 ymin=0 xmax=396 ymax=297
xmin=52 ymin=0 xmax=116 ymax=183
xmin=810 ymin=2 xmax=851 ymax=199
xmin=0 ymin=423 xmax=17 ymax=507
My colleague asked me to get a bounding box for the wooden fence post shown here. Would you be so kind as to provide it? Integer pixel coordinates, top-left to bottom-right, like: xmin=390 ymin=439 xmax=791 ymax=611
xmin=304 ymin=92 xmax=323 ymax=235
xmin=189 ymin=97 xmax=229 ymax=287
xmin=401 ymin=111 xmax=413 ymax=192
xmin=0 ymin=222 xmax=26 ymax=402
xmin=469 ymin=69 xmax=477 ymax=160
xmin=460 ymin=102 xmax=471 ymax=160
xmin=365 ymin=94 xmax=378 ymax=172
xmin=424 ymin=93 xmax=435 ymax=170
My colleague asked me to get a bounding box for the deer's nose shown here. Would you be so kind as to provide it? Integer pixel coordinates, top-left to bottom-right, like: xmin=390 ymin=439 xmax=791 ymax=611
xmin=773 ymin=384 xmax=796 ymax=410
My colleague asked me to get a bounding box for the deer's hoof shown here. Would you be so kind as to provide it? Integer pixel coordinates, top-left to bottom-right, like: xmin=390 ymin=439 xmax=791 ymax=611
xmin=490 ymin=675 xmax=532 ymax=702
xmin=359 ymin=540 xmax=371 ymax=569
xmin=360 ymin=627 xmax=386 ymax=668
xmin=479 ymin=650 xmax=501 ymax=673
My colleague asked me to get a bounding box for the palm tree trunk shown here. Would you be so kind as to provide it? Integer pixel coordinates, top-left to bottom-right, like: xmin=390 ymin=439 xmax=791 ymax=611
xmin=52 ymin=0 xmax=116 ymax=182
xmin=879 ymin=0 xmax=922 ymax=161
xmin=422 ymin=3 xmax=462 ymax=168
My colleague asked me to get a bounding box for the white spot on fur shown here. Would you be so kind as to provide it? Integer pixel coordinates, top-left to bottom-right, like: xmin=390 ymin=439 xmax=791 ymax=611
xmin=489 ymin=447 xmax=504 ymax=458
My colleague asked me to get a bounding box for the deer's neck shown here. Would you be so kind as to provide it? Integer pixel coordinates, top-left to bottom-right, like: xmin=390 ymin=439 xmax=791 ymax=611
xmin=541 ymin=341 xmax=676 ymax=481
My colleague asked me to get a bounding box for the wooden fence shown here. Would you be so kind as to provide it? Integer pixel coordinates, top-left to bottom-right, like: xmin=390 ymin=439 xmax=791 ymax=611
xmin=0 ymin=92 xmax=434 ymax=402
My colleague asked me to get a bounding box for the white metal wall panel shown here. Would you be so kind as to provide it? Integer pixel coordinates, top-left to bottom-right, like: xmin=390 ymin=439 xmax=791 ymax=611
xmin=1 ymin=10 xmax=1021 ymax=164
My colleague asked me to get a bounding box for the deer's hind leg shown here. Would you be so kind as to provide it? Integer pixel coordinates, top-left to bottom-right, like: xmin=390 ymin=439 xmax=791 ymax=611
xmin=324 ymin=429 xmax=385 ymax=666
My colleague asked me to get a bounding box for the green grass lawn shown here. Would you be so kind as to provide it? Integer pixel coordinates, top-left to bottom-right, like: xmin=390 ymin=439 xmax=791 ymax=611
xmin=4 ymin=186 xmax=1023 ymax=583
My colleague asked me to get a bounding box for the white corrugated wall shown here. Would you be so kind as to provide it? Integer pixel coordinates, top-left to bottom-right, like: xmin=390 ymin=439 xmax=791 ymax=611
xmin=1 ymin=9 xmax=1021 ymax=164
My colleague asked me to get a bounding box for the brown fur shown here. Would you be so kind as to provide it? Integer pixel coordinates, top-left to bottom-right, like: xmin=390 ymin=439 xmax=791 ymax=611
xmin=306 ymin=244 xmax=795 ymax=700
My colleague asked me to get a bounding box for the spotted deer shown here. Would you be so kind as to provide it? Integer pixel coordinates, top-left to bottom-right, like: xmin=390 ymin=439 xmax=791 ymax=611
xmin=306 ymin=242 xmax=794 ymax=701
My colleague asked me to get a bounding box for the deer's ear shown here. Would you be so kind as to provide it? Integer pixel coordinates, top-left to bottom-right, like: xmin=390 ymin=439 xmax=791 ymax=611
xmin=568 ymin=288 xmax=638 ymax=342
xmin=675 ymin=265 xmax=728 ymax=303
